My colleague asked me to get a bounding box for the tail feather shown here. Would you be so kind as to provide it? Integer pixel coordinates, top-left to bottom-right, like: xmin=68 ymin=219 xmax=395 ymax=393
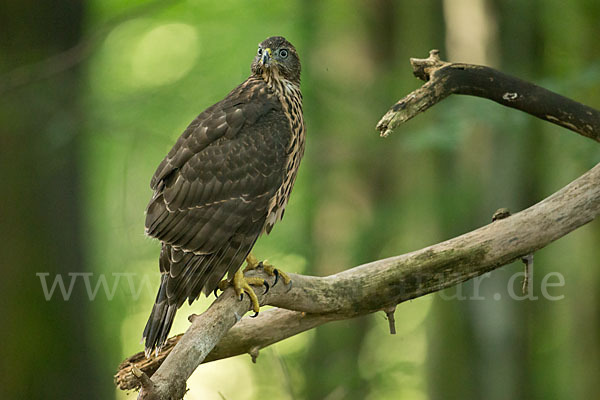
xmin=142 ymin=229 xmax=261 ymax=356
xmin=142 ymin=274 xmax=178 ymax=357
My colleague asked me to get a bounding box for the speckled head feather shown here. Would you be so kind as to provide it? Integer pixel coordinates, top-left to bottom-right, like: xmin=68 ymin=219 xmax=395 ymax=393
xmin=251 ymin=36 xmax=301 ymax=85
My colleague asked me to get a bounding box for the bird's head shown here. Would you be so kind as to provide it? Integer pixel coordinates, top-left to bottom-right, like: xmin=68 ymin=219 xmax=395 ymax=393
xmin=251 ymin=36 xmax=301 ymax=85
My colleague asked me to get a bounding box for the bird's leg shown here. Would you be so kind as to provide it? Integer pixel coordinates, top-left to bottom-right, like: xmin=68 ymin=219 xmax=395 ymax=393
xmin=216 ymin=265 xmax=268 ymax=317
xmin=215 ymin=254 xmax=291 ymax=316
xmin=226 ymin=269 xmax=264 ymax=314
xmin=244 ymin=253 xmax=292 ymax=286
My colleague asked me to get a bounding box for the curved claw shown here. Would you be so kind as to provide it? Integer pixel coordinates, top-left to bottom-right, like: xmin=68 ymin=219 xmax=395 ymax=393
xmin=263 ymin=281 xmax=270 ymax=294
xmin=239 ymin=293 xmax=244 ymax=301
xmin=213 ymin=288 xmax=219 ymax=298
xmin=250 ymin=311 xmax=259 ymax=318
xmin=272 ymin=269 xmax=280 ymax=287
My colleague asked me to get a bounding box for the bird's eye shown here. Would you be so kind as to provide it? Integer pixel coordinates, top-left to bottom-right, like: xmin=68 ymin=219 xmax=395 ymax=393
xmin=279 ymin=49 xmax=288 ymax=59
xmin=257 ymin=48 xmax=263 ymax=56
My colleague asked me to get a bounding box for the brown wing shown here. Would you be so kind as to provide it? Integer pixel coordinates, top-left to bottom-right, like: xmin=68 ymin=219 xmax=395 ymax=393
xmin=143 ymin=78 xmax=292 ymax=353
xmin=146 ymin=77 xmax=292 ymax=290
xmin=146 ymin=79 xmax=285 ymax=251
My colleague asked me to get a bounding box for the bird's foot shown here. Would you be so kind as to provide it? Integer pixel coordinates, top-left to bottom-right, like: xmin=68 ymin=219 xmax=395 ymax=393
xmin=217 ymin=268 xmax=268 ymax=317
xmin=214 ymin=254 xmax=292 ymax=316
xmin=244 ymin=253 xmax=292 ymax=286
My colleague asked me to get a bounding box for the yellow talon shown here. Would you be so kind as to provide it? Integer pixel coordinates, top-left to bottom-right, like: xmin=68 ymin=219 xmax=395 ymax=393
xmin=216 ymin=253 xmax=292 ymax=316
xmin=218 ymin=268 xmax=264 ymax=314
xmin=243 ymin=253 xmax=261 ymax=271
xmin=244 ymin=253 xmax=292 ymax=285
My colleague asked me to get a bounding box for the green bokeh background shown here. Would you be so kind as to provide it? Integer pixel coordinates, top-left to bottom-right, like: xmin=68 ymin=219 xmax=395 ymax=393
xmin=1 ymin=0 xmax=599 ymax=399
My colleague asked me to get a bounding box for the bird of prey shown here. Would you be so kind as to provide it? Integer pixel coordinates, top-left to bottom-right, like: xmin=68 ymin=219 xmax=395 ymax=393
xmin=142 ymin=36 xmax=305 ymax=356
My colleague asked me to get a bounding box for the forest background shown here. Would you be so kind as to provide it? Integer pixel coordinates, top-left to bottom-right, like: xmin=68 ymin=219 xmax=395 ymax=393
xmin=1 ymin=0 xmax=599 ymax=399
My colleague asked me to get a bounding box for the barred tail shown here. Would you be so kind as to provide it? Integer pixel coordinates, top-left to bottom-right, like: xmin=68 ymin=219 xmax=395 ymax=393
xmin=142 ymin=274 xmax=177 ymax=357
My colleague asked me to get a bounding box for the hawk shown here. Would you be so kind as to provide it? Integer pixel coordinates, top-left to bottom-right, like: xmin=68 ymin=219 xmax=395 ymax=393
xmin=142 ymin=36 xmax=305 ymax=356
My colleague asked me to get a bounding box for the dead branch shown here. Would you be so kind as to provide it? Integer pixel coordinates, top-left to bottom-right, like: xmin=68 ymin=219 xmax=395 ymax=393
xmin=376 ymin=49 xmax=600 ymax=141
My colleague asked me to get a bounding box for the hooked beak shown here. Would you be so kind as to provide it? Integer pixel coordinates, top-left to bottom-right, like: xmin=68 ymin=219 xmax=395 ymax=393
xmin=260 ymin=48 xmax=272 ymax=66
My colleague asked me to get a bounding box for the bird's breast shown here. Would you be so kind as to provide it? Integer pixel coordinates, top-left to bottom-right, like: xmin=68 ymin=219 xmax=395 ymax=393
xmin=263 ymin=77 xmax=305 ymax=234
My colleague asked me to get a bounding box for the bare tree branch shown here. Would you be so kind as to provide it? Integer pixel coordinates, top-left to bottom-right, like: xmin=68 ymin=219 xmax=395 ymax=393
xmin=376 ymin=50 xmax=600 ymax=141
xmin=118 ymin=162 xmax=600 ymax=394
xmin=115 ymin=50 xmax=600 ymax=398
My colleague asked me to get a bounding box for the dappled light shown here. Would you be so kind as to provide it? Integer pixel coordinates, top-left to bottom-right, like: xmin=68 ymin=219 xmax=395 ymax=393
xmin=131 ymin=23 xmax=199 ymax=88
